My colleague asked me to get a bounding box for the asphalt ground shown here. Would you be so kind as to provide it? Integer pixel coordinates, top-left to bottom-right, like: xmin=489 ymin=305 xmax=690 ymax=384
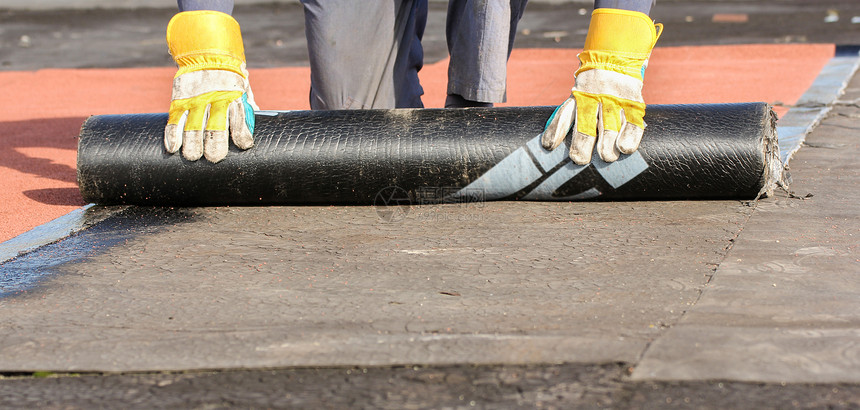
xmin=0 ymin=1 xmax=859 ymax=408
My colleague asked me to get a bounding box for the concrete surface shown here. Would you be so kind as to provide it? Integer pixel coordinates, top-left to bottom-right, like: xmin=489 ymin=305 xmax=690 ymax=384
xmin=0 ymin=199 xmax=753 ymax=371
xmin=632 ymin=72 xmax=860 ymax=384
xmin=0 ymin=0 xmax=859 ymax=408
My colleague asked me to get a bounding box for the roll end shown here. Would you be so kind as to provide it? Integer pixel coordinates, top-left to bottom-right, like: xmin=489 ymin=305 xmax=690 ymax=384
xmin=757 ymin=105 xmax=788 ymax=199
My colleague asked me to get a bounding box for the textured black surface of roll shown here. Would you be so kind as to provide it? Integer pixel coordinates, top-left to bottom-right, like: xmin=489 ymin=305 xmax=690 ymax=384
xmin=77 ymin=103 xmax=777 ymax=205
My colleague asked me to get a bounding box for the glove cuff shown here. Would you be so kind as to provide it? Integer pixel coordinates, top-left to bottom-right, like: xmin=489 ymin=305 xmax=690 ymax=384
xmin=577 ymin=9 xmax=663 ymax=80
xmin=167 ymin=11 xmax=247 ymax=77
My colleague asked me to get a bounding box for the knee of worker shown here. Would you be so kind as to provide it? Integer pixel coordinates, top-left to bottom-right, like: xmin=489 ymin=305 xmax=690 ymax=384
xmin=447 ymin=76 xmax=508 ymax=104
xmin=445 ymin=41 xmax=510 ymax=104
xmin=446 ymin=52 xmax=509 ymax=103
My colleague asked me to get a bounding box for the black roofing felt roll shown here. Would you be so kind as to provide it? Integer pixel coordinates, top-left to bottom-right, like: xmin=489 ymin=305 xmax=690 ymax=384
xmin=77 ymin=103 xmax=780 ymax=206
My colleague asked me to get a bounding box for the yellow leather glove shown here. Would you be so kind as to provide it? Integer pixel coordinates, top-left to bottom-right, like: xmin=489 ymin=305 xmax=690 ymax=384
xmin=542 ymin=9 xmax=662 ymax=165
xmin=164 ymin=11 xmax=258 ymax=163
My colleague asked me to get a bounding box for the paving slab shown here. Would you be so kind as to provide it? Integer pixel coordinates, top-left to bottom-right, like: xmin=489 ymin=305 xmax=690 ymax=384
xmin=632 ymin=70 xmax=860 ymax=384
xmin=0 ymin=199 xmax=753 ymax=372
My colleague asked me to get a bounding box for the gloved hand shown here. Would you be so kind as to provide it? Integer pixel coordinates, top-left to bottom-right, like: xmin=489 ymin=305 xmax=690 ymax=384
xmin=542 ymin=9 xmax=662 ymax=165
xmin=164 ymin=10 xmax=258 ymax=163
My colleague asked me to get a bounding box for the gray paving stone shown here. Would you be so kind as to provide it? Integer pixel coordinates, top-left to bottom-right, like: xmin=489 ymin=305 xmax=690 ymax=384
xmin=0 ymin=199 xmax=751 ymax=372
xmin=632 ymin=73 xmax=860 ymax=384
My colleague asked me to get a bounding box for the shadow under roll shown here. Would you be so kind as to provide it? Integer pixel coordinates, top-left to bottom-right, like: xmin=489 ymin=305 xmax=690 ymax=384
xmin=77 ymin=103 xmax=780 ymax=206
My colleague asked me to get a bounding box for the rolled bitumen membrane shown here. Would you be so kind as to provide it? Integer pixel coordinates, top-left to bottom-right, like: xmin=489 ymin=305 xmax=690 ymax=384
xmin=77 ymin=103 xmax=781 ymax=205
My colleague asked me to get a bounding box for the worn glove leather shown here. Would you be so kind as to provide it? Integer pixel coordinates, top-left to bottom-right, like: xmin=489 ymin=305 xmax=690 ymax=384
xmin=164 ymin=10 xmax=258 ymax=163
xmin=542 ymin=9 xmax=662 ymax=165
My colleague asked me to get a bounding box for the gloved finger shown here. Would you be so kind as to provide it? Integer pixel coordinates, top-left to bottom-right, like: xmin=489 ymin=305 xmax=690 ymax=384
xmin=203 ymin=129 xmax=229 ymax=163
xmin=181 ymin=105 xmax=208 ymax=161
xmin=569 ymin=94 xmax=600 ymax=165
xmin=228 ymin=95 xmax=255 ymax=150
xmin=164 ymin=110 xmax=188 ymax=153
xmin=541 ymin=97 xmax=576 ymax=151
xmin=596 ymin=99 xmax=622 ymax=163
xmin=182 ymin=129 xmax=205 ymax=161
xmin=203 ymin=100 xmax=230 ymax=163
xmin=617 ymin=108 xmax=645 ymax=154
xmin=569 ymin=130 xmax=597 ymax=166
xmin=618 ymin=107 xmax=645 ymax=154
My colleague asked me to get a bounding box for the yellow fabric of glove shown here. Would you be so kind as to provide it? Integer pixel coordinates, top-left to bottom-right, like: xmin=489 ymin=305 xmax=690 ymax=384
xmin=165 ymin=11 xmax=258 ymax=163
xmin=542 ymin=9 xmax=662 ymax=165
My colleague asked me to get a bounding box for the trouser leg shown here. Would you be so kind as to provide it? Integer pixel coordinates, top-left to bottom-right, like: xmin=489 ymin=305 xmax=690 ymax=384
xmin=445 ymin=0 xmax=528 ymax=106
xmin=302 ymin=0 xmax=427 ymax=109
xmin=593 ymin=0 xmax=654 ymax=14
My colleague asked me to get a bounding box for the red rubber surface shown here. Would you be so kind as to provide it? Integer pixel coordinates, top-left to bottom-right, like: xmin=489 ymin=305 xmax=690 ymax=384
xmin=0 ymin=43 xmax=835 ymax=242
